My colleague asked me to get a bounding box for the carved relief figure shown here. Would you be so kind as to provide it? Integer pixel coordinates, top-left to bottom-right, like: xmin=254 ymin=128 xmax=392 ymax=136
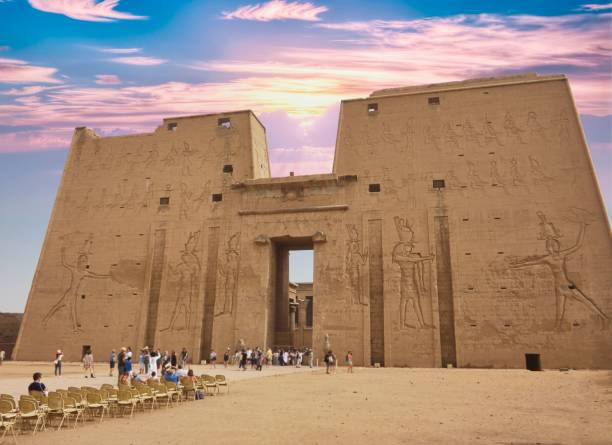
xmin=161 ymin=231 xmax=201 ymax=332
xmin=463 ymin=119 xmax=482 ymax=146
xmin=526 ymin=111 xmax=547 ymax=141
xmin=144 ymin=144 xmax=159 ymax=168
xmin=392 ymin=217 xmax=434 ymax=329
xmin=216 ymin=233 xmax=241 ymax=316
xmin=482 ymin=115 xmax=503 ymax=146
xmin=489 ymin=159 xmax=504 ymax=186
xmin=424 ymin=125 xmax=441 ymax=151
xmin=510 ymin=158 xmax=526 ymax=186
xmin=178 ymin=183 xmax=192 ymax=220
xmin=402 ymin=118 xmax=416 ymax=152
xmin=503 ymin=112 xmax=525 ymax=144
xmin=443 ymin=122 xmax=461 ymax=150
xmin=42 ymin=234 xmax=114 ymax=332
xmin=528 ymin=155 xmax=554 ymax=186
xmin=467 ymin=161 xmax=487 ymax=188
xmin=180 ymin=142 xmax=194 ymax=176
xmin=506 ymin=210 xmax=608 ymax=328
xmin=345 ymin=224 xmax=368 ymax=305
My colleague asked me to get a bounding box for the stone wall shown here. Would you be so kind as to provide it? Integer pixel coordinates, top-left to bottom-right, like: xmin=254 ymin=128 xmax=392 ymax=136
xmin=0 ymin=313 xmax=22 ymax=359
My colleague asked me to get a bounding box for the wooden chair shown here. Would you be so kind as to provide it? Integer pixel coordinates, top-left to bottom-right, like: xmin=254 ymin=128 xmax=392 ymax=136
xmin=18 ymin=398 xmax=45 ymax=434
xmin=116 ymin=390 xmax=136 ymax=418
xmin=215 ymin=375 xmax=229 ymax=393
xmin=85 ymin=392 xmax=108 ymax=423
xmin=0 ymin=402 xmax=17 ymax=444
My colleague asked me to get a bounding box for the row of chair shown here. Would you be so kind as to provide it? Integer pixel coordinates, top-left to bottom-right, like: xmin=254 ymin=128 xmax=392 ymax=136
xmin=0 ymin=374 xmax=229 ymax=443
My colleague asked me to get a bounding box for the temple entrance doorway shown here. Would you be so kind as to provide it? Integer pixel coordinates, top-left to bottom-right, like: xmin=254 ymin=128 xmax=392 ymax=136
xmin=271 ymin=237 xmax=313 ymax=350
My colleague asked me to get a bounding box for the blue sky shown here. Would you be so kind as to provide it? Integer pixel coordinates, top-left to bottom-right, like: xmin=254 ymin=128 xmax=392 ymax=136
xmin=0 ymin=0 xmax=610 ymax=312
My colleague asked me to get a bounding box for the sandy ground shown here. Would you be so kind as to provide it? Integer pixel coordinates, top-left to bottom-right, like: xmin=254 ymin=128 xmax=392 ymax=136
xmin=1 ymin=363 xmax=611 ymax=445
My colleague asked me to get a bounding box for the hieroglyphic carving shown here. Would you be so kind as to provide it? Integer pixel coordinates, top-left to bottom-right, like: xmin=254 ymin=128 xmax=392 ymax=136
xmin=503 ymin=112 xmax=526 ymax=144
xmin=42 ymin=233 xmax=115 ymax=332
xmin=215 ymin=233 xmax=241 ymax=316
xmin=552 ymin=111 xmax=571 ymax=150
xmin=463 ymin=119 xmax=482 ymax=147
xmin=424 ymin=125 xmax=441 ymax=151
xmin=510 ymin=158 xmax=527 ymax=187
xmin=443 ymin=122 xmax=461 ymax=150
xmin=526 ymin=111 xmax=547 ymax=142
xmin=178 ymin=183 xmax=193 ymax=220
xmin=345 ymin=224 xmax=368 ymax=305
xmin=160 ymin=231 xmax=201 ymax=332
xmin=180 ymin=142 xmax=195 ymax=176
xmin=144 ymin=143 xmax=160 ymax=168
xmin=489 ymin=159 xmax=504 ymax=186
xmin=482 ymin=115 xmax=503 ymax=146
xmin=506 ymin=210 xmax=608 ymax=328
xmin=193 ymin=180 xmax=212 ymax=213
xmin=467 ymin=161 xmax=487 ymax=188
xmin=402 ymin=118 xmax=416 ymax=152
xmin=392 ymin=217 xmax=434 ymax=329
xmin=528 ymin=155 xmax=554 ymax=187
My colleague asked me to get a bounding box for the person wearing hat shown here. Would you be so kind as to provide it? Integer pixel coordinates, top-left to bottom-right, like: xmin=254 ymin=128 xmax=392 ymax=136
xmin=54 ymin=349 xmax=63 ymax=376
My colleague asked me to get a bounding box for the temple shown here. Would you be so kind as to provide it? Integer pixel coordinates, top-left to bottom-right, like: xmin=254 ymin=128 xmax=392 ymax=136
xmin=14 ymin=73 xmax=612 ymax=368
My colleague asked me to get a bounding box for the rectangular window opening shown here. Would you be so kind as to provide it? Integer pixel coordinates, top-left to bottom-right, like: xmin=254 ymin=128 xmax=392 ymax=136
xmin=433 ymin=179 xmax=446 ymax=189
xmin=367 ymin=103 xmax=378 ymax=114
xmin=218 ymin=117 xmax=231 ymax=129
xmin=212 ymin=193 xmax=223 ymax=202
xmin=159 ymin=197 xmax=170 ymax=206
xmin=223 ymin=164 xmax=233 ymax=173
xmin=167 ymin=122 xmax=177 ymax=132
xmin=428 ymin=96 xmax=440 ymax=105
xmin=369 ymin=183 xmax=381 ymax=193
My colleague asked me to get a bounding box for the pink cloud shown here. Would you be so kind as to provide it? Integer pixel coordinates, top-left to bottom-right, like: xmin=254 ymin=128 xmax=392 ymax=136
xmin=0 ymin=57 xmax=60 ymax=84
xmin=28 ymin=0 xmax=146 ymax=22
xmin=222 ymin=0 xmax=327 ymax=22
xmin=579 ymin=3 xmax=612 ymax=10
xmin=110 ymin=56 xmax=167 ymax=66
xmin=98 ymin=47 xmax=142 ymax=54
xmin=94 ymin=74 xmax=121 ymax=85
xmin=0 ymin=127 xmax=73 ymax=153
xmin=2 ymin=85 xmax=64 ymax=95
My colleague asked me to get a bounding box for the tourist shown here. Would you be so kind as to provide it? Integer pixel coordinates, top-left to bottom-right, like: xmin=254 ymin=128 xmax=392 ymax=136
xmin=330 ymin=351 xmax=337 ymax=374
xmin=187 ymin=369 xmax=204 ymax=400
xmin=170 ymin=350 xmax=177 ymax=367
xmin=209 ymin=350 xmax=217 ymax=368
xmin=138 ymin=350 xmax=145 ymax=374
xmin=283 ymin=350 xmax=289 ymax=367
xmin=0 ymin=350 xmax=4 ymax=365
xmin=144 ymin=347 xmax=151 ymax=374
xmin=109 ymin=349 xmax=116 ymax=377
xmin=296 ymin=350 xmax=303 ymax=368
xmin=256 ymin=350 xmax=263 ymax=371
xmin=266 ymin=348 xmax=272 ymax=366
xmin=28 ymin=372 xmax=48 ymax=396
xmin=234 ymin=350 xmax=241 ymax=367
xmin=180 ymin=347 xmax=189 ymax=367
xmin=272 ymin=350 xmax=279 ymax=366
xmin=126 ymin=346 xmax=133 ymax=359
xmin=149 ymin=371 xmax=160 ymax=383
xmin=325 ymin=351 xmax=333 ymax=374
xmin=164 ymin=366 xmax=179 ymax=386
xmin=346 ymin=351 xmax=353 ymax=373
xmin=223 ymin=348 xmax=230 ymax=368
xmin=83 ymin=349 xmax=95 ymax=378
xmin=176 ymin=365 xmax=188 ymax=378
xmin=117 ymin=347 xmax=126 ymax=380
xmin=54 ymin=349 xmax=63 ymax=376
xmin=123 ymin=355 xmax=133 ymax=381
xmin=239 ymin=349 xmax=247 ymax=371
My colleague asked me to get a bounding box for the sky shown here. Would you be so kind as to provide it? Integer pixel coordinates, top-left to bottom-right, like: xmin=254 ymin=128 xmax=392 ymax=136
xmin=0 ymin=0 xmax=610 ymax=312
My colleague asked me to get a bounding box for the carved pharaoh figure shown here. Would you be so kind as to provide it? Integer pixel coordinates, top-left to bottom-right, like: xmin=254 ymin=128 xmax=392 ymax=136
xmin=392 ymin=217 xmax=434 ymax=329
xmin=161 ymin=231 xmax=201 ymax=332
xmin=216 ymin=233 xmax=241 ymax=316
xmin=42 ymin=235 xmax=113 ymax=332
xmin=345 ymin=224 xmax=368 ymax=305
xmin=503 ymin=111 xmax=526 ymax=144
xmin=507 ymin=211 xmax=608 ymax=328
